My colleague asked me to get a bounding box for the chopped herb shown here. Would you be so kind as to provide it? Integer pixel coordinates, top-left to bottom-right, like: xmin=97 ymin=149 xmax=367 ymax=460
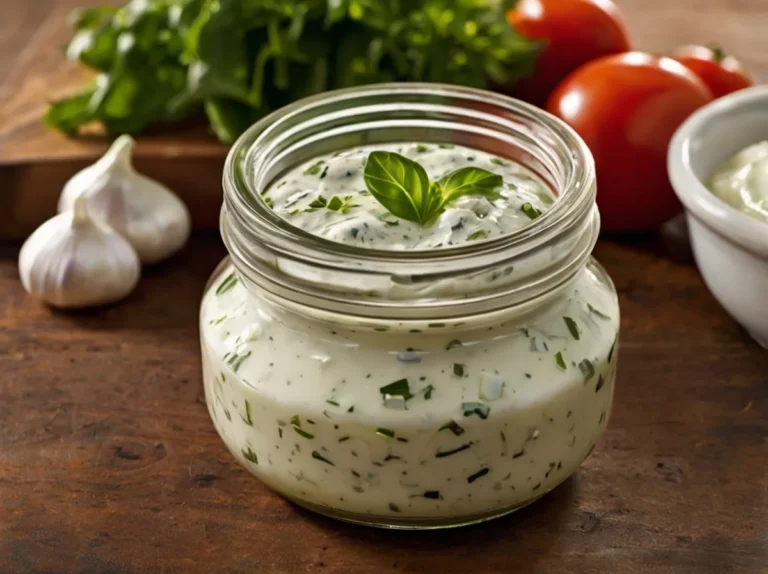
xmin=439 ymin=420 xmax=465 ymax=436
xmin=532 ymin=482 xmax=541 ymax=491
xmin=242 ymin=400 xmax=253 ymax=426
xmin=445 ymin=339 xmax=463 ymax=351
xmin=347 ymin=405 xmax=355 ymax=413
xmin=608 ymin=338 xmax=617 ymax=363
xmin=215 ymin=273 xmax=238 ymax=295
xmin=462 ymin=402 xmax=490 ymax=420
xmin=351 ymin=470 xmax=361 ymax=478
xmin=304 ymin=161 xmax=325 ymax=176
xmin=555 ymin=352 xmax=567 ymax=371
xmin=587 ymin=303 xmax=611 ymax=320
xmin=423 ymin=491 xmax=441 ymax=499
xmin=319 ymin=165 xmax=329 ymax=179
xmin=453 ymin=363 xmax=466 ymax=377
xmin=467 ymin=468 xmax=490 ymax=484
xmin=512 ymin=449 xmax=525 ymax=459
xmin=264 ymin=197 xmax=273 ymax=208
xmin=226 ymin=351 xmax=251 ymax=373
xmin=326 ymin=399 xmax=340 ymax=407
xmin=326 ymin=195 xmax=359 ymax=214
xmin=428 ymin=323 xmax=446 ymax=328
xmin=311 ymin=451 xmax=334 ymax=465
xmin=383 ymin=454 xmax=401 ymax=462
xmin=338 ymin=436 xmax=350 ymax=443
xmin=242 ymin=447 xmax=258 ymax=464
xmin=578 ymin=358 xmax=595 ymax=381
xmin=290 ymin=415 xmax=315 ymax=440
xmin=423 ymin=385 xmax=435 ymax=400
xmin=595 ymin=375 xmax=605 ymax=393
xmin=467 ymin=229 xmax=487 ymax=241
xmin=438 ymin=144 xmax=455 ymax=149
xmin=490 ymin=158 xmax=506 ymax=166
xmin=564 ymin=316 xmax=580 ymax=340
xmin=416 ymin=144 xmax=430 ymax=153
xmin=435 ymin=442 xmax=472 ymax=458
xmin=308 ymin=196 xmax=328 ymax=208
xmin=389 ymin=503 xmax=401 ymax=512
xmin=380 ymin=379 xmax=412 ymax=399
xmin=521 ymin=203 xmax=542 ymax=220
xmin=376 ymin=428 xmax=396 ymax=439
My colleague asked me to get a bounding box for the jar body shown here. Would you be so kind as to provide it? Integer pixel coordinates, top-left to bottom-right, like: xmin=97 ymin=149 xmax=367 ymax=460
xmin=200 ymin=257 xmax=619 ymax=528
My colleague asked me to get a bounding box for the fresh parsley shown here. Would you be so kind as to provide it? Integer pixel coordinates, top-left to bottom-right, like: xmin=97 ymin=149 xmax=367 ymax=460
xmin=363 ymin=151 xmax=503 ymax=225
xmin=46 ymin=1 xmax=537 ymax=143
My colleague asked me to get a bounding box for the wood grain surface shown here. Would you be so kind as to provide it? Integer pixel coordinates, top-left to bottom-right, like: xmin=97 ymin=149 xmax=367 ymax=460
xmin=1 ymin=1 xmax=767 ymax=573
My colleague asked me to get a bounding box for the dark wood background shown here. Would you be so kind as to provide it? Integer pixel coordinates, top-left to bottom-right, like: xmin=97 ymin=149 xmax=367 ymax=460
xmin=1 ymin=1 xmax=767 ymax=573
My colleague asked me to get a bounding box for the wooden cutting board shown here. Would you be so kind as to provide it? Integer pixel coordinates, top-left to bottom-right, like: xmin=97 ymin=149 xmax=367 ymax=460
xmin=0 ymin=0 xmax=226 ymax=240
xmin=2 ymin=0 xmax=766 ymax=240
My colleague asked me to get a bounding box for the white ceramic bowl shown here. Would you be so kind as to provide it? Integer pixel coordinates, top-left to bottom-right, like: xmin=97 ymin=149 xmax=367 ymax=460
xmin=669 ymin=86 xmax=768 ymax=349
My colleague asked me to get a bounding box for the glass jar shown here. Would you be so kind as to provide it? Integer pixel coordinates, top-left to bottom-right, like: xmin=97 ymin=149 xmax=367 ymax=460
xmin=200 ymin=83 xmax=619 ymax=529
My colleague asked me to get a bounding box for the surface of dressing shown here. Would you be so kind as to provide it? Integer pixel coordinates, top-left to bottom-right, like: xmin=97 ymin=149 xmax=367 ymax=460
xmin=265 ymin=143 xmax=555 ymax=249
xmin=707 ymin=141 xmax=768 ymax=224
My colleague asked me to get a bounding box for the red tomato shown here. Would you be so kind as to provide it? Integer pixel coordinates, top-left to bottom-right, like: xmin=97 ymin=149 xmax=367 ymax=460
xmin=507 ymin=0 xmax=631 ymax=106
xmin=546 ymin=52 xmax=713 ymax=233
xmin=671 ymin=45 xmax=753 ymax=98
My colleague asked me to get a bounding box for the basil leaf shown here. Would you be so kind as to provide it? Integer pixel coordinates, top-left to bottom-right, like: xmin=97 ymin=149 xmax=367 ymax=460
xmin=438 ymin=167 xmax=503 ymax=204
xmin=364 ymin=151 xmax=439 ymax=225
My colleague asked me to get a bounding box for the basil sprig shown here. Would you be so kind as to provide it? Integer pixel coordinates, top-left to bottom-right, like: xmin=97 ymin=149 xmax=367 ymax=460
xmin=363 ymin=151 xmax=503 ymax=226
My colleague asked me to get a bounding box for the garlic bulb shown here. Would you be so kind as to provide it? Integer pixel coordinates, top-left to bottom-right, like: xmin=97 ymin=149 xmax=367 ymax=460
xmin=58 ymin=135 xmax=191 ymax=264
xmin=19 ymin=198 xmax=141 ymax=308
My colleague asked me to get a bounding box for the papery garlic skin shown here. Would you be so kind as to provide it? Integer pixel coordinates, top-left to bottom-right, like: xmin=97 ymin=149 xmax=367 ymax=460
xmin=19 ymin=198 xmax=141 ymax=309
xmin=59 ymin=135 xmax=191 ymax=264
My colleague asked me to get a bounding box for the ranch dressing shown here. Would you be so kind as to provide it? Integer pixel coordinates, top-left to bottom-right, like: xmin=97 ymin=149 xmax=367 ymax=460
xmin=200 ymin=143 xmax=619 ymax=525
xmin=707 ymin=141 xmax=768 ymax=224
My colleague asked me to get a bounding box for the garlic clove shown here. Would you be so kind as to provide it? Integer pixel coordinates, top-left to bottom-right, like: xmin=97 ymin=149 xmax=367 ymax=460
xmin=58 ymin=135 xmax=191 ymax=264
xmin=19 ymin=197 xmax=141 ymax=309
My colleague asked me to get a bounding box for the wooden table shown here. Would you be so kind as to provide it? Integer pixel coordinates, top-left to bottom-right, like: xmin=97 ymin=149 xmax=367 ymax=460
xmin=1 ymin=1 xmax=767 ymax=573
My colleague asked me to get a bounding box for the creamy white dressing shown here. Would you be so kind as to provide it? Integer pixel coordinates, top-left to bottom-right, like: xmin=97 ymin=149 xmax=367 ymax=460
xmin=707 ymin=141 xmax=768 ymax=224
xmin=201 ymin=143 xmax=618 ymax=525
xmin=265 ymin=143 xmax=555 ymax=250
xmin=201 ymin=264 xmax=617 ymax=520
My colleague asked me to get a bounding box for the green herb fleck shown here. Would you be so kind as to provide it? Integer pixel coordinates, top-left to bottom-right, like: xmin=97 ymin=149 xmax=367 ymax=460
xmin=438 ymin=144 xmax=455 ymax=149
xmin=467 ymin=468 xmax=489 ymax=484
xmin=376 ymin=428 xmax=396 ymax=439
xmin=467 ymin=229 xmax=487 ymax=241
xmin=311 ymin=451 xmax=334 ymax=465
xmin=216 ymin=273 xmax=238 ymax=295
xmin=608 ymin=338 xmax=617 ymax=363
xmin=439 ymin=420 xmax=466 ymax=436
xmin=347 ymin=405 xmax=355 ymax=413
xmin=564 ymin=316 xmax=580 ymax=340
xmin=423 ymin=385 xmax=434 ymax=400
xmin=242 ymin=400 xmax=253 ymax=426
xmin=226 ymin=351 xmax=251 ymax=373
xmin=290 ymin=415 xmax=315 ymax=440
xmin=521 ymin=203 xmax=542 ymax=220
xmin=242 ymin=447 xmax=258 ymax=464
xmin=596 ymin=374 xmax=605 ymax=393
xmin=446 ymin=339 xmax=463 ymax=351
xmin=453 ymin=363 xmax=466 ymax=377
xmin=423 ymin=490 xmax=441 ymax=499
xmin=380 ymin=379 xmax=412 ymax=400
xmin=389 ymin=503 xmax=401 ymax=512
xmin=555 ymin=352 xmax=567 ymax=371
xmin=462 ymin=402 xmax=490 ymax=420
xmin=587 ymin=303 xmax=611 ymax=320
xmin=490 ymin=158 xmax=506 ymax=166
xmin=578 ymin=358 xmax=595 ymax=381
xmin=326 ymin=399 xmax=340 ymax=407
xmin=304 ymin=161 xmax=325 ymax=176
xmin=416 ymin=144 xmax=430 ymax=153
xmin=436 ymin=442 xmax=472 ymax=458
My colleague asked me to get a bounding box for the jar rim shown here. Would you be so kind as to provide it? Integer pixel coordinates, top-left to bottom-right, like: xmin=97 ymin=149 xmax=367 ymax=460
xmin=222 ymin=83 xmax=598 ymax=320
